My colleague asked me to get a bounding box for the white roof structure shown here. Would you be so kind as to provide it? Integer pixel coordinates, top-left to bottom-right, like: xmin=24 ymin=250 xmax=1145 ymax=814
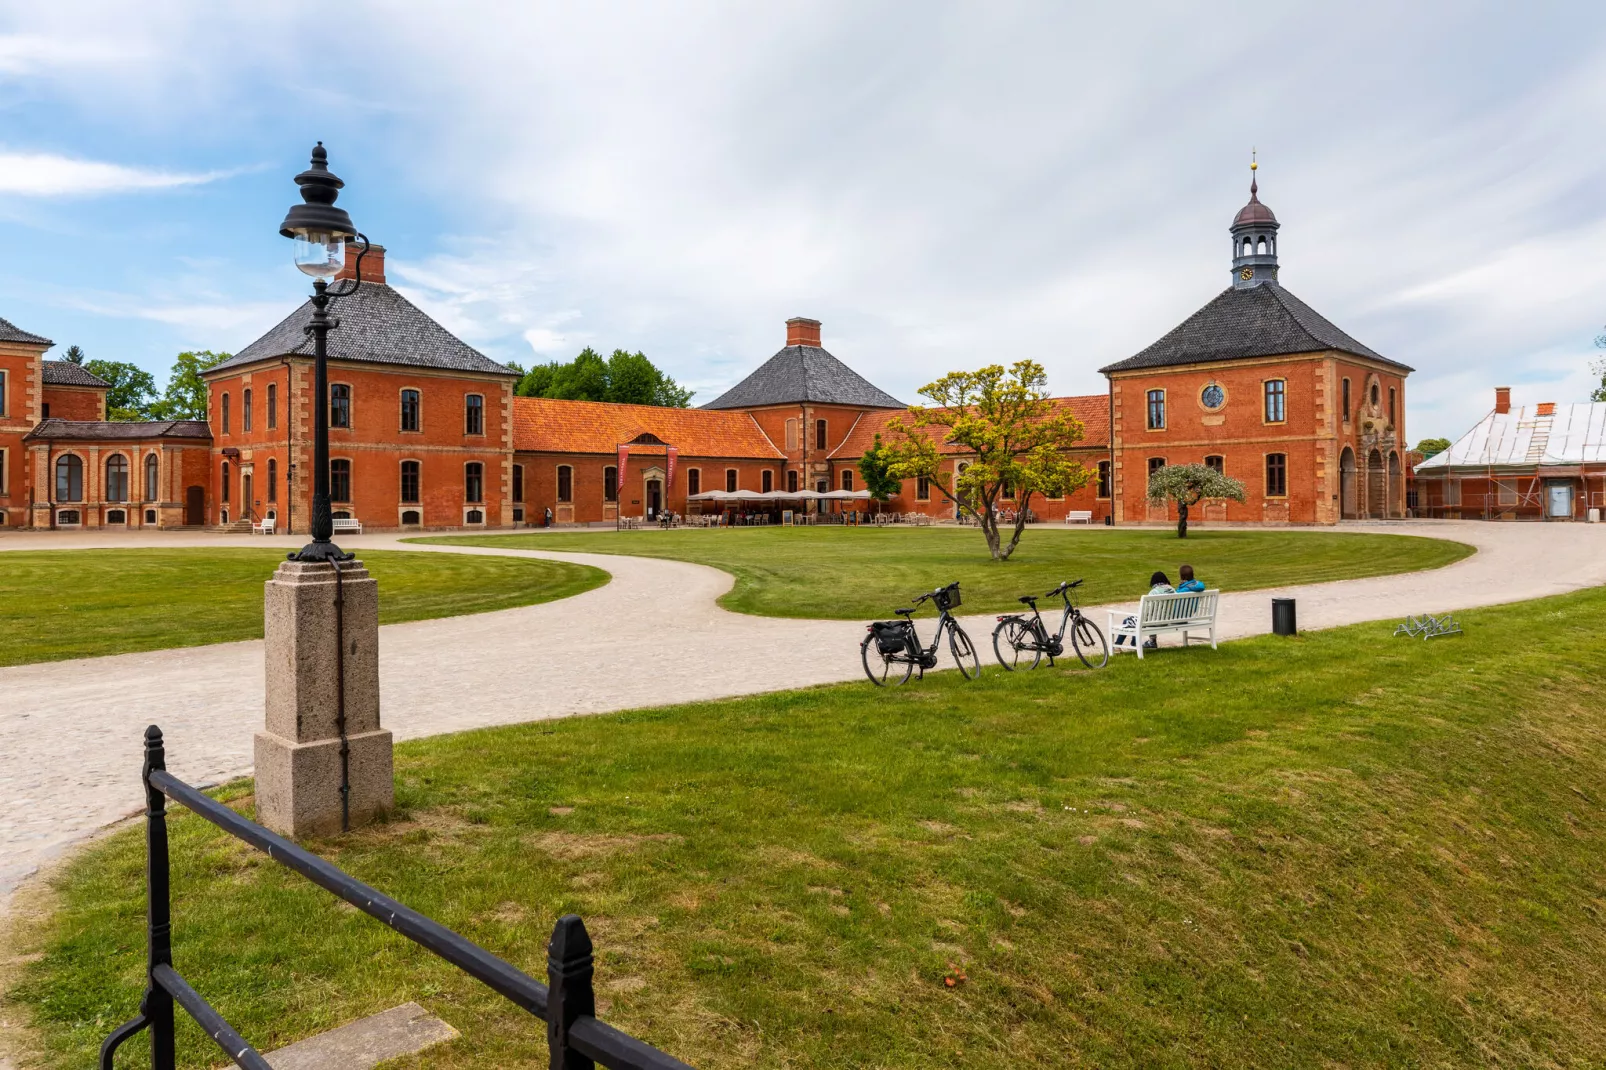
xmin=1416 ymin=402 xmax=1606 ymax=473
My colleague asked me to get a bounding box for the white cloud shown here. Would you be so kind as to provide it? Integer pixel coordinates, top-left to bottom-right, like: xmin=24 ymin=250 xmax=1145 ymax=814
xmin=0 ymin=34 xmax=144 ymax=74
xmin=0 ymin=152 xmax=232 ymax=196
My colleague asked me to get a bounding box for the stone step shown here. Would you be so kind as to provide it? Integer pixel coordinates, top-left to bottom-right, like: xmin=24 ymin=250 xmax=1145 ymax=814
xmin=265 ymin=1002 xmax=457 ymax=1069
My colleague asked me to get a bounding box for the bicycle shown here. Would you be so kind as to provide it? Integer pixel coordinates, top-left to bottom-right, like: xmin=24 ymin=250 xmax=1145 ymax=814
xmin=861 ymin=581 xmax=981 ymax=686
xmin=991 ymin=579 xmax=1109 ymax=670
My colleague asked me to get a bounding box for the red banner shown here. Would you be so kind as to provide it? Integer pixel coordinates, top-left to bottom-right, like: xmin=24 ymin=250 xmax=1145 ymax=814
xmin=666 ymin=446 xmax=678 ymax=497
xmin=616 ymin=443 xmax=629 ymax=492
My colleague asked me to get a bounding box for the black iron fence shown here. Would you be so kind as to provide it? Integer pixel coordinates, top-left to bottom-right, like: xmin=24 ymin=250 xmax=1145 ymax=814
xmin=101 ymin=725 xmax=694 ymax=1070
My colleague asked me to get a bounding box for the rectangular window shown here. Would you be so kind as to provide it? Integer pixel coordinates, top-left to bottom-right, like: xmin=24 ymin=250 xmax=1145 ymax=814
xmin=331 ymin=384 xmax=351 ymax=428
xmin=401 ymin=389 xmax=421 ymax=432
xmin=604 ymin=465 xmax=618 ymax=502
xmin=57 ymin=455 xmax=84 ymax=501
xmin=267 ymin=383 xmax=277 ymax=430
xmin=1265 ymin=453 xmax=1287 ymax=497
xmin=267 ymin=458 xmax=277 ymax=502
xmin=242 ymin=388 xmax=253 ymax=432
xmin=0 ymin=369 xmax=7 ymax=416
xmin=1341 ymin=377 xmax=1351 ymax=421
xmin=815 ymin=419 xmax=827 ymax=450
xmin=401 ymin=460 xmax=420 ymax=504
xmin=785 ymin=419 xmax=798 ymax=451
xmin=687 ymin=468 xmax=700 ymax=496
xmin=1204 ymin=454 xmax=1224 ymax=473
xmin=1146 ymin=389 xmax=1165 ymax=430
xmin=1147 ymin=457 xmax=1166 ymax=487
xmin=330 ymin=459 xmax=352 ymax=502
xmin=465 ymin=462 xmax=484 ymax=503
xmin=221 ymin=392 xmax=231 ymax=434
xmin=0 ymin=447 xmax=7 ymax=495
xmin=1264 ymin=379 xmax=1286 ymax=424
xmin=513 ymin=463 xmax=524 ymax=503
xmin=1389 ymin=387 xmax=1397 ymax=427
xmin=557 ymin=465 xmax=572 ymax=503
xmin=221 ymin=461 xmax=230 ymax=504
xmin=725 ymin=469 xmax=737 ymax=493
xmin=841 ymin=469 xmax=854 ymax=491
xmin=1495 ymin=479 xmax=1517 ymax=506
xmin=1097 ymin=460 xmax=1111 ymax=498
xmin=465 ymin=394 xmax=484 ymax=435
xmin=916 ymin=476 xmax=930 ymax=501
xmin=762 ymin=470 xmax=773 ymax=493
xmin=787 ymin=469 xmax=798 ymax=493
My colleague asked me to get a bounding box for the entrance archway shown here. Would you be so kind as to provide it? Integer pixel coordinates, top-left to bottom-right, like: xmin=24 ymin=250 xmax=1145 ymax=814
xmin=1387 ymin=451 xmax=1402 ymax=518
xmin=1366 ymin=449 xmax=1385 ymax=518
xmin=1339 ymin=447 xmax=1356 ymax=519
xmin=641 ymin=466 xmax=665 ymax=519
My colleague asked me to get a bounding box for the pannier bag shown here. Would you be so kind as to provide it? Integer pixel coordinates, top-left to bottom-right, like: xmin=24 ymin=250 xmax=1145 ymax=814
xmin=872 ymin=621 xmax=909 ymax=655
xmin=935 ymin=586 xmax=962 ymax=612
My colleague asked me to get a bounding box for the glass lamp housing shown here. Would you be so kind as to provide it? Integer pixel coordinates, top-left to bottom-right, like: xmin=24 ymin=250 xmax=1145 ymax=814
xmin=293 ymin=232 xmax=346 ymax=278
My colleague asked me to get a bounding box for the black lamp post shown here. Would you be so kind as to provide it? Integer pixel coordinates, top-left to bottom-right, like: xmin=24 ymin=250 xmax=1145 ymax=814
xmin=279 ymin=142 xmax=369 ymax=562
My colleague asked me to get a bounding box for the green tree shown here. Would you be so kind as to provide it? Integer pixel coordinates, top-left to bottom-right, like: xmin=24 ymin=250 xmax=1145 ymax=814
xmin=515 ymin=347 xmax=693 ymax=407
xmin=62 ymin=344 xmax=86 ymax=364
xmin=148 ymin=350 xmax=231 ymax=420
xmin=1415 ymin=437 xmax=1451 ymax=459
xmin=1144 ymin=463 xmax=1248 ymax=539
xmin=883 ymin=360 xmax=1090 ymax=561
xmin=856 ymin=433 xmax=902 ymax=508
xmin=84 ymin=359 xmax=158 ymax=421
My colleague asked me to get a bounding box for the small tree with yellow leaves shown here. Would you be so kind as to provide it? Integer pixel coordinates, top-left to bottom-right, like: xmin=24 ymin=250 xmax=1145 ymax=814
xmin=882 ymin=361 xmax=1090 ymax=560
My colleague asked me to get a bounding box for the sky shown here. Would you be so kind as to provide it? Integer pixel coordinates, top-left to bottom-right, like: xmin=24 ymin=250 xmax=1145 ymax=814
xmin=2 ymin=1 xmax=1605 ymax=438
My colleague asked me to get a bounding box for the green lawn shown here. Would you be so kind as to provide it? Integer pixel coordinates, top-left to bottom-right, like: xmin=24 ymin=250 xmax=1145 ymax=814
xmin=10 ymin=589 xmax=1606 ymax=1068
xmin=414 ymin=526 xmax=1474 ymax=619
xmin=0 ymin=549 xmax=607 ymax=667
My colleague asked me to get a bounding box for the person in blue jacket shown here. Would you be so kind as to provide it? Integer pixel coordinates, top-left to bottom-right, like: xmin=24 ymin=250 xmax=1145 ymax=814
xmin=1176 ymin=564 xmax=1205 ymax=592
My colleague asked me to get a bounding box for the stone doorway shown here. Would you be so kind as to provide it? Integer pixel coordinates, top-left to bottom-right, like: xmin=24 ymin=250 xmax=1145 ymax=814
xmin=1339 ymin=447 xmax=1357 ymax=519
xmin=1366 ymin=449 xmax=1385 ymax=518
xmin=185 ymin=485 xmax=205 ymax=526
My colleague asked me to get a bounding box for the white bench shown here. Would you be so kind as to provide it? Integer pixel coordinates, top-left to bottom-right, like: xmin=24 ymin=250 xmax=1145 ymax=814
xmin=332 ymin=517 xmax=363 ymax=535
xmin=252 ymin=516 xmax=276 ymax=535
xmin=1107 ymin=589 xmax=1219 ymax=659
xmin=1065 ymin=510 xmax=1093 ymax=525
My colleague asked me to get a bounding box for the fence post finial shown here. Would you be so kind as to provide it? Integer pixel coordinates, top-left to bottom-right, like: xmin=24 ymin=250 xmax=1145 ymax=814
xmin=142 ymin=724 xmax=177 ymax=1068
xmin=547 ymin=914 xmax=596 ymax=1070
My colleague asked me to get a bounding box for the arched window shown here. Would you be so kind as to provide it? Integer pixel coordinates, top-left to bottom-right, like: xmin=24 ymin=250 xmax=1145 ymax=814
xmin=604 ymin=465 xmax=618 ymax=502
xmin=267 ymin=458 xmax=278 ymax=502
xmin=242 ymin=388 xmax=253 ymax=432
xmin=1370 ymin=381 xmax=1380 ymax=406
xmin=1342 ymin=377 xmax=1352 ymax=421
xmin=787 ymin=470 xmax=798 ymax=493
xmin=465 ymin=394 xmax=484 ymax=436
xmin=841 ymin=469 xmax=854 ymax=491
xmin=465 ymin=462 xmax=484 ymax=503
xmin=1264 ymin=379 xmax=1286 ymax=424
xmin=785 ymin=418 xmax=798 ymax=450
xmin=401 ymin=389 xmax=421 ymax=432
xmin=1388 ymin=387 xmax=1397 ymax=427
xmin=329 ymin=459 xmax=351 ymax=502
xmin=1097 ymin=460 xmax=1111 ymax=498
xmin=330 ymin=384 xmax=351 ymax=428
xmin=221 ymin=460 xmax=231 ymax=503
xmin=725 ymin=469 xmax=737 ymax=493
xmin=105 ymin=455 xmax=129 ymax=502
xmin=56 ymin=454 xmax=83 ymax=502
xmin=145 ymin=453 xmax=160 ymax=501
xmin=556 ymin=464 xmax=573 ymax=503
xmin=221 ymin=392 xmax=231 ymax=434
xmin=401 ymin=460 xmax=421 ymax=504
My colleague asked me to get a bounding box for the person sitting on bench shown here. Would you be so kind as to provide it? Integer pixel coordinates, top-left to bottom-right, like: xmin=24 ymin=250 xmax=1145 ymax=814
xmin=1176 ymin=564 xmax=1205 ymax=593
xmin=1115 ymin=571 xmax=1174 ymax=648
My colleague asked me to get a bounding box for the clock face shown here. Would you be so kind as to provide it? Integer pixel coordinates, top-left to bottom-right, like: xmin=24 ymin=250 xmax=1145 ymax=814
xmin=1200 ymin=384 xmax=1226 ymax=411
xmin=1239 ymin=267 xmax=1255 ymax=281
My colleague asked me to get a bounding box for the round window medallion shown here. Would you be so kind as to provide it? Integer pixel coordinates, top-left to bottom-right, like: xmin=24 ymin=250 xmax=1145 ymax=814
xmin=1200 ymin=383 xmax=1226 ymax=411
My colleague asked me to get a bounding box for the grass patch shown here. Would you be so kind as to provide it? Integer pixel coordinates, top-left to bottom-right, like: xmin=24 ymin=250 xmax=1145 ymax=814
xmin=414 ymin=526 xmax=1473 ymax=619
xmin=9 ymin=589 xmax=1606 ymax=1067
xmin=0 ymin=548 xmax=607 ymax=667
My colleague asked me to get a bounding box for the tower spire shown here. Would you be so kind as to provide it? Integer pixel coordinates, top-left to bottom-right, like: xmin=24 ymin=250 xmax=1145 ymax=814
xmin=1250 ymin=148 xmax=1258 ymax=199
xmin=1229 ymin=151 xmax=1278 ymax=288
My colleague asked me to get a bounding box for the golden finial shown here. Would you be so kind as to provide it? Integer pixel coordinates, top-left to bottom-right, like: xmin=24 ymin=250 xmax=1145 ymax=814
xmin=1250 ymin=147 xmax=1258 ymax=171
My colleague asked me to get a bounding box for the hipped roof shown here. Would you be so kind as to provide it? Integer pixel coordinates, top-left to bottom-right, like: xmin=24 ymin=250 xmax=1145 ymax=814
xmin=702 ymin=344 xmax=903 ymax=410
xmin=827 ymin=394 xmax=1110 ymax=460
xmin=514 ymin=396 xmax=784 ymax=458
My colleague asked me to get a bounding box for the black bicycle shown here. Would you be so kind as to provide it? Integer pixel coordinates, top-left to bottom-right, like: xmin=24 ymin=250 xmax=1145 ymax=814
xmin=862 ymin=581 xmax=981 ymax=686
xmin=992 ymin=579 xmax=1109 ymax=670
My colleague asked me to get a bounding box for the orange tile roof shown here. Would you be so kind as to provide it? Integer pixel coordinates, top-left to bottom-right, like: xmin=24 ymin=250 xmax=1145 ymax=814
xmin=513 ymin=396 xmax=785 ymax=458
xmin=828 ymin=394 xmax=1109 ymax=460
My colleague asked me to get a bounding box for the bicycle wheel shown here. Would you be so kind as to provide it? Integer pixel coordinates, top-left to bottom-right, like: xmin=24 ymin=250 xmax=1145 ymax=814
xmin=1071 ymin=616 xmax=1109 ymax=669
xmin=949 ymin=623 xmax=981 ymax=680
xmin=992 ymin=618 xmax=1041 ymax=671
xmin=861 ymin=633 xmax=914 ymax=687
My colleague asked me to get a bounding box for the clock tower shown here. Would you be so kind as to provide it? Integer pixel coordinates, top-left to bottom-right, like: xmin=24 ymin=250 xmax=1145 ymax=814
xmin=1230 ymin=154 xmax=1279 ymax=289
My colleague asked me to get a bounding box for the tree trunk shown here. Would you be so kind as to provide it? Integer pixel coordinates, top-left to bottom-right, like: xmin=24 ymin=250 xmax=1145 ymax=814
xmin=1177 ymin=501 xmax=1189 ymax=539
xmin=980 ymin=511 xmax=1003 ymax=559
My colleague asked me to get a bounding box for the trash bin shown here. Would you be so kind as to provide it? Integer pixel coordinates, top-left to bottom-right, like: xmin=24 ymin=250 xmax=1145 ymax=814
xmin=1104 ymin=515 xmax=1113 ymax=526
xmin=1589 ymin=508 xmax=1601 ymax=524
xmin=1272 ymin=598 xmax=1297 ymax=636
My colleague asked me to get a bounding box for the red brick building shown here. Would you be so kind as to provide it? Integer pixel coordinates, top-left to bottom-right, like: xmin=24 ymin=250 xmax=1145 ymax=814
xmin=1100 ymin=167 xmax=1412 ymax=525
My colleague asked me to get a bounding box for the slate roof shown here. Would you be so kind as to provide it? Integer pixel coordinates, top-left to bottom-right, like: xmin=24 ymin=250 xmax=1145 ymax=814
xmin=513 ymin=396 xmax=784 ymax=458
xmin=702 ymin=345 xmax=903 ymax=410
xmin=827 ymin=394 xmax=1110 ymax=460
xmin=24 ymin=418 xmax=211 ymax=442
xmin=1415 ymin=402 xmax=1606 ymax=471
xmin=1100 ymin=281 xmax=1410 ymax=374
xmin=210 ymin=283 xmax=516 ymax=377
xmin=41 ymin=361 xmax=111 ymax=388
xmin=0 ymin=316 xmax=51 ymax=346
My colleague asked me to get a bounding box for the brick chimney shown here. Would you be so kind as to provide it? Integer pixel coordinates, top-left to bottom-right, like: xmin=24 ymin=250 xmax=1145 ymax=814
xmin=336 ymin=243 xmax=386 ymax=285
xmin=786 ymin=317 xmax=821 ymax=348
xmin=1494 ymin=386 xmax=1510 ymax=415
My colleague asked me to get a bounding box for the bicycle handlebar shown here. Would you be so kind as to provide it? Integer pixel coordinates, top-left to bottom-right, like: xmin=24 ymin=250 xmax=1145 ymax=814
xmin=1045 ymin=579 xmax=1085 ymax=597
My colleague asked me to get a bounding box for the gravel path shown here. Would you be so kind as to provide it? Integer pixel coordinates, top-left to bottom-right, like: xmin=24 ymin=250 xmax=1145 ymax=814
xmin=2 ymin=520 xmax=1602 ymax=910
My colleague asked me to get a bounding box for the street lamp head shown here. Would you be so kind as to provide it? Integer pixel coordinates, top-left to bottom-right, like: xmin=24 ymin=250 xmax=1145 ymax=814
xmin=280 ymin=142 xmax=358 ymax=278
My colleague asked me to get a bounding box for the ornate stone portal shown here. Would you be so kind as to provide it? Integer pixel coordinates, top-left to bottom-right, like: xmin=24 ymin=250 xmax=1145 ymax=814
xmin=254 ymin=559 xmax=393 ymax=837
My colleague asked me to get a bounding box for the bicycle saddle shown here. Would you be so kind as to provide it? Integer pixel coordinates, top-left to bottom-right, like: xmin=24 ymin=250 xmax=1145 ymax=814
xmin=1018 ymin=595 xmax=1038 ymax=605
xmin=895 ymin=607 xmax=915 ymax=617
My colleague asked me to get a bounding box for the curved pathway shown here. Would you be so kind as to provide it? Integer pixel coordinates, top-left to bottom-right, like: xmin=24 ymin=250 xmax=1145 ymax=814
xmin=2 ymin=521 xmax=1603 ymax=906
